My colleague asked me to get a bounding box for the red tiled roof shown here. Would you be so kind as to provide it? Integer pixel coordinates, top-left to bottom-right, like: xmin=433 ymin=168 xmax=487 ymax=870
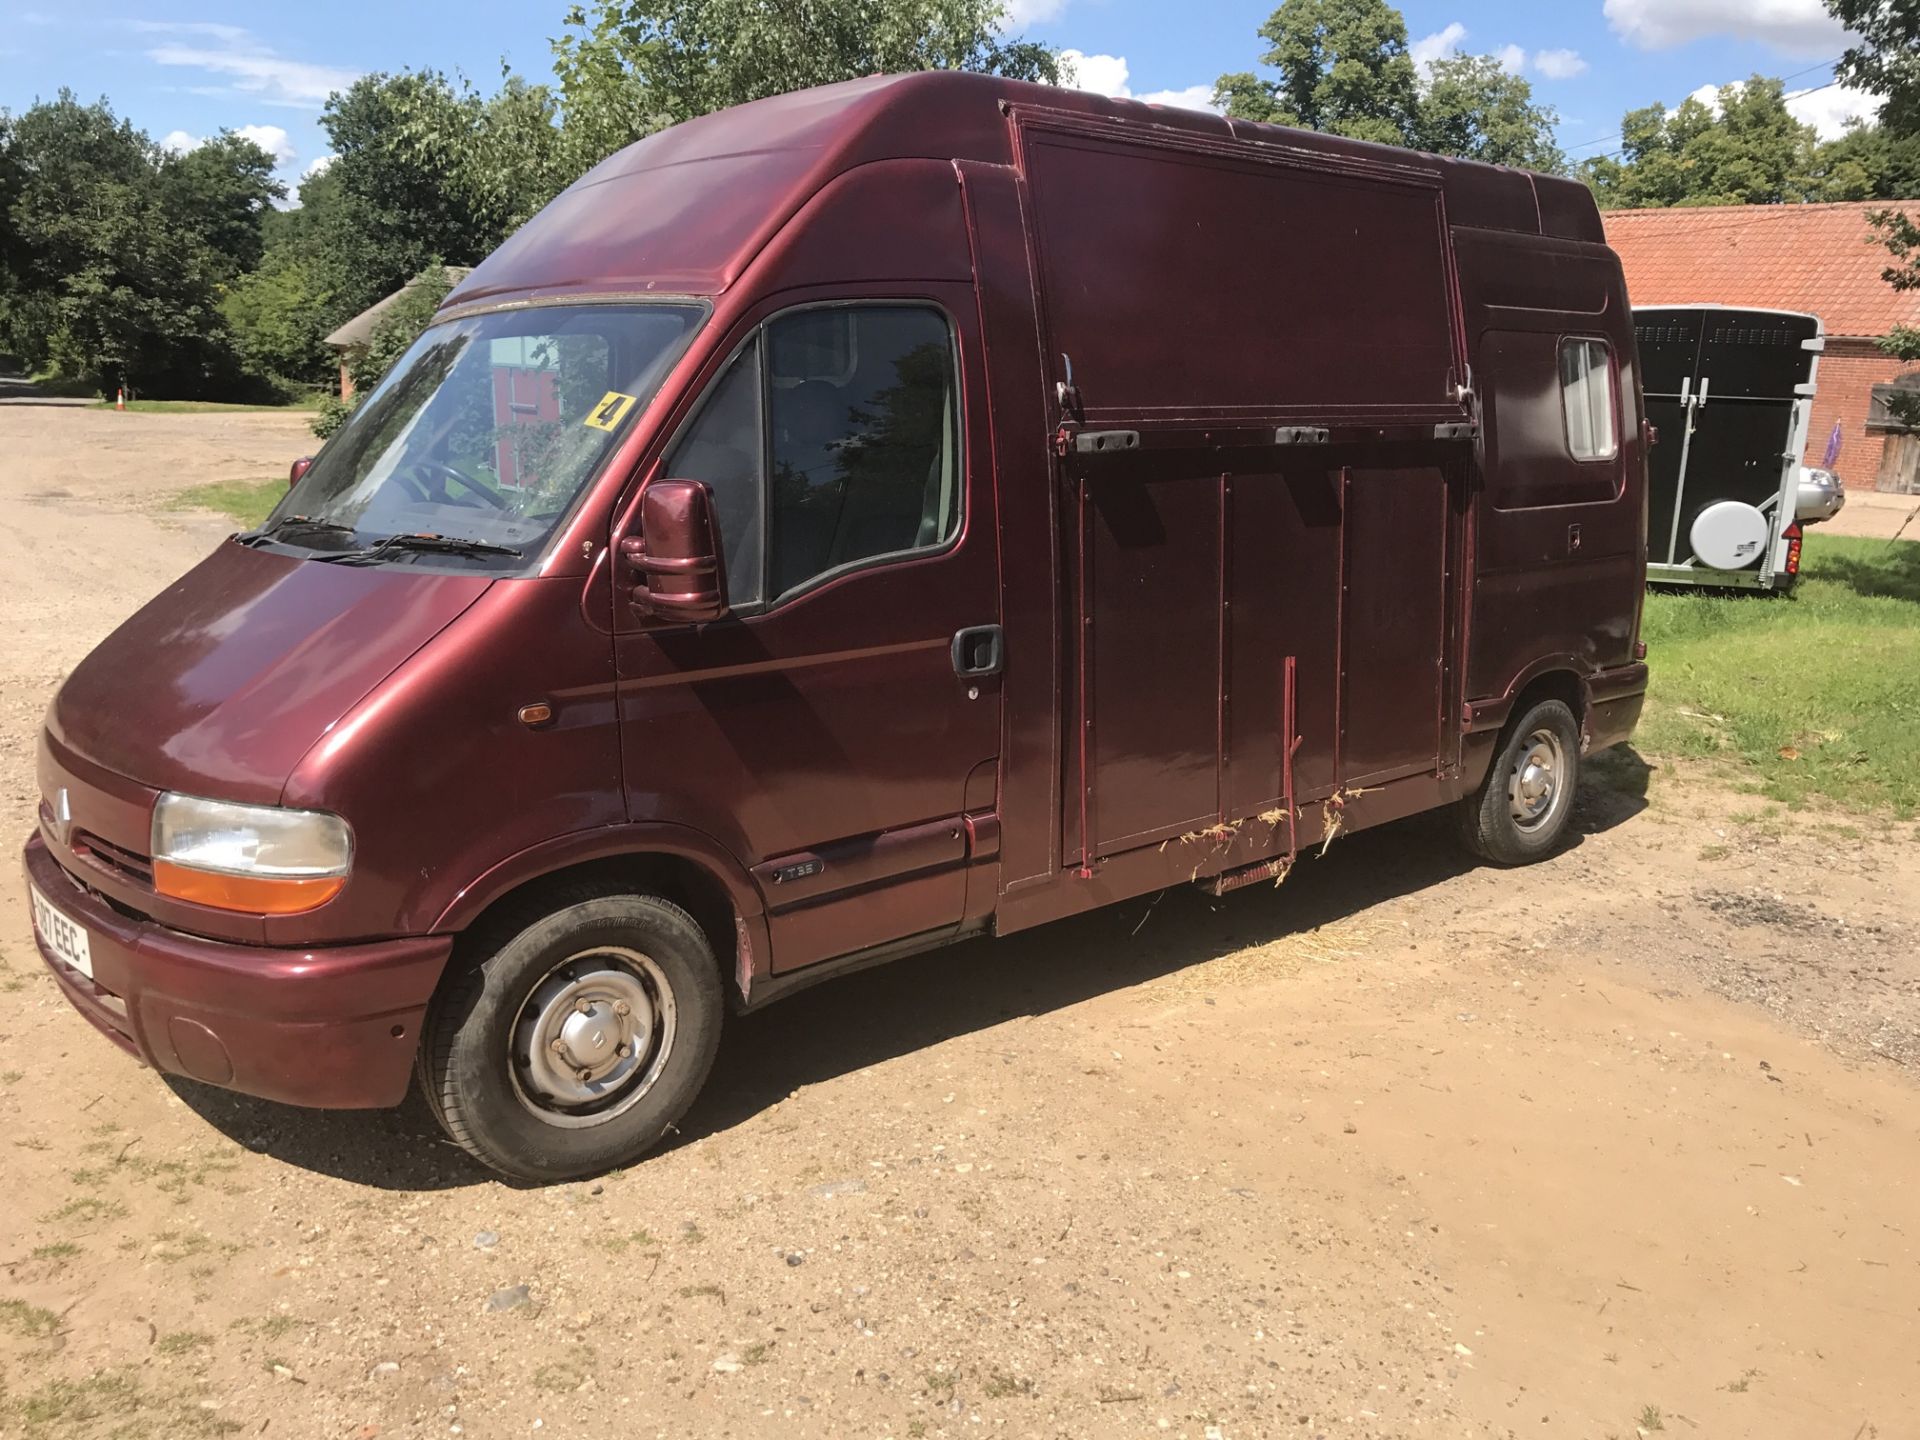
xmin=1604 ymin=201 xmax=1920 ymax=339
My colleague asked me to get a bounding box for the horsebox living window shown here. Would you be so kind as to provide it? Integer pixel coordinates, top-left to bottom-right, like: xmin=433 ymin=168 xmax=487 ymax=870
xmin=1560 ymin=338 xmax=1617 ymax=461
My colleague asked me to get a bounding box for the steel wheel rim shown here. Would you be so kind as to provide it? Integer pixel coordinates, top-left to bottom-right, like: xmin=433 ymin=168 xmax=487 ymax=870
xmin=1508 ymin=727 xmax=1568 ymax=835
xmin=508 ymin=947 xmax=677 ymax=1129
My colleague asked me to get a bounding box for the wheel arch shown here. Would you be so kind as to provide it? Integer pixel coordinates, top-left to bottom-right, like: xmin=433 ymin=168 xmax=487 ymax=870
xmin=432 ymin=825 xmax=770 ymax=1004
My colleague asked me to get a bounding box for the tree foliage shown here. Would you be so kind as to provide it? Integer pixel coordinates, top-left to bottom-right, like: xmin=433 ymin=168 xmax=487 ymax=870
xmin=1211 ymin=0 xmax=1561 ymax=169
xmin=309 ymin=263 xmax=454 ymax=439
xmin=1583 ymin=77 xmax=1828 ymax=208
xmin=551 ymin=0 xmax=1062 ymax=161
xmin=0 ymin=91 xmax=280 ymax=396
xmin=1416 ymin=54 xmax=1566 ymax=172
xmin=1829 ymin=0 xmax=1920 ymax=136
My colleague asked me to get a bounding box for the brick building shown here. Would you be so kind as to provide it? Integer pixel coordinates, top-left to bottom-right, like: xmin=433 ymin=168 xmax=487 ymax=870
xmin=1606 ymin=202 xmax=1920 ymax=492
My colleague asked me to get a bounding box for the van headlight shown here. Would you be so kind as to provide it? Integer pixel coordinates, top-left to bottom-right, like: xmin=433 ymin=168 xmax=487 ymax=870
xmin=151 ymin=794 xmax=353 ymax=914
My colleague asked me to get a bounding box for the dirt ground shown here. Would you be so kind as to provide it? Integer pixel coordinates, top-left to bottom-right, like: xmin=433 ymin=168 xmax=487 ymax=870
xmin=1 ymin=400 xmax=1917 ymax=1440
xmin=1821 ymin=489 xmax=1920 ymax=543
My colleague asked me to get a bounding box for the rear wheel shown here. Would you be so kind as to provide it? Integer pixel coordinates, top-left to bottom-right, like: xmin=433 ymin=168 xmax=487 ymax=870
xmin=1458 ymin=698 xmax=1580 ymax=866
xmin=418 ymin=891 xmax=724 ymax=1182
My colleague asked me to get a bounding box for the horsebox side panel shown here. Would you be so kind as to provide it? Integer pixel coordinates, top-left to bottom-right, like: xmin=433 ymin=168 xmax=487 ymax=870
xmin=1014 ymin=118 xmax=1462 ymax=425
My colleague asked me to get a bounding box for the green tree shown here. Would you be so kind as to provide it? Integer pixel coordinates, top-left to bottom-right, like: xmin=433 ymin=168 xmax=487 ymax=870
xmin=1871 ymin=206 xmax=1920 ymax=425
xmin=159 ymin=131 xmax=283 ymax=280
xmin=1210 ymin=0 xmax=1561 ymax=167
xmin=1414 ymin=54 xmax=1565 ymax=171
xmin=1211 ymin=0 xmax=1420 ymax=144
xmin=1828 ymin=0 xmax=1920 ymax=136
xmin=1582 ymin=77 xmax=1821 ymax=208
xmin=551 ymin=0 xmax=1062 ymax=166
xmin=0 ymin=92 xmax=274 ymax=395
xmin=310 ymin=263 xmax=454 ymax=439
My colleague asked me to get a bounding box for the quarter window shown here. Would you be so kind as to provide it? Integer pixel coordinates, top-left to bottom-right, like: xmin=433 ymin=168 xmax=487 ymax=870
xmin=1560 ymin=338 xmax=1617 ymax=461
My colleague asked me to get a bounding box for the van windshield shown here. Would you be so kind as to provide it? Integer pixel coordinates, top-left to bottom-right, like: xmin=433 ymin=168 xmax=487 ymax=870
xmin=264 ymin=302 xmax=706 ymax=570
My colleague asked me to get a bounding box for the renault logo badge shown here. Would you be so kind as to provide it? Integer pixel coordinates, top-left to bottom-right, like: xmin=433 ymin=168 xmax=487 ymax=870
xmin=50 ymin=787 xmax=72 ymax=845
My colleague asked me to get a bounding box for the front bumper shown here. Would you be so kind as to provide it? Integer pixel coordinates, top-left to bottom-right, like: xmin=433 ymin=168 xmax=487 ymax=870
xmin=23 ymin=834 xmax=451 ymax=1109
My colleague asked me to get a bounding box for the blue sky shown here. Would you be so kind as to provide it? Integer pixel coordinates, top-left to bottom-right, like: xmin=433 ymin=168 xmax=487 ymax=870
xmin=0 ymin=0 xmax=1878 ymax=200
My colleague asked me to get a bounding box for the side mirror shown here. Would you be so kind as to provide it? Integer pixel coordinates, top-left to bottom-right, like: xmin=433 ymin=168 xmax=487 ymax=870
xmin=288 ymin=456 xmax=314 ymax=488
xmin=620 ymin=479 xmax=728 ymax=623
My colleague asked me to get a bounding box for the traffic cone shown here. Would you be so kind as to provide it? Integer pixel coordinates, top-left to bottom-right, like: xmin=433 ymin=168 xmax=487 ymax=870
xmin=114 ymin=388 xmax=125 ymax=411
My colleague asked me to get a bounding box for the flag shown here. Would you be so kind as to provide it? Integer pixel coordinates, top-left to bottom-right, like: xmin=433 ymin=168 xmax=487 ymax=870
xmin=1821 ymin=420 xmax=1843 ymax=470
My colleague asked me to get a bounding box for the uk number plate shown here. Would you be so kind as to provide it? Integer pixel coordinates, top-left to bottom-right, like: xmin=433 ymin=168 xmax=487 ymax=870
xmin=29 ymin=881 xmax=93 ymax=980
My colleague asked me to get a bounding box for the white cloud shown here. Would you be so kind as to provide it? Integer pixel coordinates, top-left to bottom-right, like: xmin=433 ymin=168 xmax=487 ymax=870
xmin=158 ymin=124 xmax=300 ymax=169
xmin=1603 ymin=0 xmax=1848 ymax=57
xmin=1412 ymin=22 xmax=1468 ymax=72
xmin=1059 ymin=51 xmax=1221 ymax=113
xmin=1135 ymin=84 xmax=1220 ymax=112
xmin=235 ymin=123 xmax=296 ymax=168
xmin=1002 ymin=0 xmax=1069 ymax=26
xmin=1412 ymin=25 xmax=1587 ymax=82
xmin=1534 ymin=48 xmax=1589 ymax=79
xmin=1670 ymin=75 xmax=1876 ymax=137
xmin=1787 ymin=82 xmax=1879 ymax=137
xmin=1062 ymin=49 xmax=1132 ymax=98
xmin=141 ymin=24 xmax=359 ymax=109
xmin=304 ymin=153 xmax=336 ymax=178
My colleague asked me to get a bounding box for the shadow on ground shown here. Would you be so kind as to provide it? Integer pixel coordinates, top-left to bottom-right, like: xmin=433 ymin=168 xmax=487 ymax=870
xmin=169 ymin=762 xmax=1650 ymax=1190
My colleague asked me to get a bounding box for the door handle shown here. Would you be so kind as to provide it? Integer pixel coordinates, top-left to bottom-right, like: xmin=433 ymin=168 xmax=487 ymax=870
xmin=951 ymin=625 xmax=1004 ymax=678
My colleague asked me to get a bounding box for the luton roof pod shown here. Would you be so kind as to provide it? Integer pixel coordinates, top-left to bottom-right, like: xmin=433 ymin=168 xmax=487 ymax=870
xmin=1635 ymin=304 xmax=1825 ymax=591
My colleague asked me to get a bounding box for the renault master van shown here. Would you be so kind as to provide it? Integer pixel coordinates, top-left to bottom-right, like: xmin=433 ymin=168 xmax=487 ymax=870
xmin=26 ymin=72 xmax=1649 ymax=1180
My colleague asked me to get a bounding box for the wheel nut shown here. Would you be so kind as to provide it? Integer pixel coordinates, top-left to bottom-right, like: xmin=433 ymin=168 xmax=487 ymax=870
xmin=613 ymin=1000 xmax=631 ymax=1017
xmin=576 ymin=1067 xmax=593 ymax=1082
xmin=549 ymin=1038 xmax=566 ymax=1053
xmin=575 ymin=998 xmax=593 ymax=1014
xmin=616 ymin=1044 xmax=631 ymax=1059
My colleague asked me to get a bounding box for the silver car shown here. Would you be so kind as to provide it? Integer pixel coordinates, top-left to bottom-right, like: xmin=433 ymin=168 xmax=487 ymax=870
xmin=1795 ymin=466 xmax=1846 ymax=524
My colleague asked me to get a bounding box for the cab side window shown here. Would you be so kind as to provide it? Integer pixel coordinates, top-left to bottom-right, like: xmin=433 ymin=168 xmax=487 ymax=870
xmin=764 ymin=307 xmax=960 ymax=599
xmin=664 ymin=305 xmax=960 ymax=609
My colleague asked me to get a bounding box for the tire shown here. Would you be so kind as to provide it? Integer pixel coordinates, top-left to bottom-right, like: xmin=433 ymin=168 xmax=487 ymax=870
xmin=1457 ymin=698 xmax=1581 ymax=867
xmin=418 ymin=890 xmax=724 ymax=1183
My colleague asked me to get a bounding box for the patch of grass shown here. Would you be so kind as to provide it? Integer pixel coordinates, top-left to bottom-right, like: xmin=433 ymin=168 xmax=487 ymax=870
xmin=677 ymin=1283 xmax=724 ymax=1303
xmin=982 ymin=1369 xmax=1036 ymax=1399
xmin=30 ymin=1242 xmax=80 ymax=1263
xmin=532 ymin=1344 xmax=595 ymax=1392
xmin=1640 ymin=536 xmax=1920 ymax=817
xmin=170 ymin=477 xmax=285 ymax=528
xmin=1638 ymin=1403 xmax=1665 ymax=1431
xmin=40 ymin=1195 xmax=127 ymax=1228
xmin=740 ymin=1340 xmax=773 ymax=1367
xmin=228 ymin=1314 xmax=304 ymax=1341
xmin=1 ymin=1070 xmax=22 ymax=1084
xmin=95 ymin=397 xmax=325 ymax=414
xmin=924 ymin=1370 xmax=957 ymax=1399
xmin=594 ymin=1229 xmax=657 ymax=1254
xmin=0 ymin=1299 xmax=63 ymax=1341
xmin=155 ymin=1330 xmax=213 ymax=1357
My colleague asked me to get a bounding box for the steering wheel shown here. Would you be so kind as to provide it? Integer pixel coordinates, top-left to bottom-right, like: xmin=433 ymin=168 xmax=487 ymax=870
xmin=399 ymin=458 xmax=510 ymax=510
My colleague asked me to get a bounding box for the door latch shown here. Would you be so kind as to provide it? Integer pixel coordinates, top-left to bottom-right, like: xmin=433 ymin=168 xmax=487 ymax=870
xmin=951 ymin=625 xmax=1004 ymax=678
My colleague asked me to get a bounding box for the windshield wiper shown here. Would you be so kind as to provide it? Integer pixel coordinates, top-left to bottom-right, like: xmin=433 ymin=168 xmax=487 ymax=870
xmin=235 ymin=515 xmax=358 ymax=548
xmin=315 ymin=532 xmax=524 ymax=566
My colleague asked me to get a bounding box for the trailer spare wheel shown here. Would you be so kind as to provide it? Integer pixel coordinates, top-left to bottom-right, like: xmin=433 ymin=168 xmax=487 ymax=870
xmin=1690 ymin=500 xmax=1770 ymax=570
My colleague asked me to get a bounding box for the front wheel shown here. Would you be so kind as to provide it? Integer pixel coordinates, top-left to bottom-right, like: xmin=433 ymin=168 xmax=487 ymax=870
xmin=1457 ymin=698 xmax=1580 ymax=866
xmin=418 ymin=891 xmax=724 ymax=1182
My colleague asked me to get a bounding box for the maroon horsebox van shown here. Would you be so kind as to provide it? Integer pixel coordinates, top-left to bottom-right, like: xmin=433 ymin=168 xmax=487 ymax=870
xmin=24 ymin=73 xmax=1647 ymax=1180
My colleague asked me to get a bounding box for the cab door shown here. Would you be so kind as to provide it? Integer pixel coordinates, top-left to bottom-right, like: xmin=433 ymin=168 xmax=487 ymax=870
xmin=612 ymin=290 xmax=1000 ymax=973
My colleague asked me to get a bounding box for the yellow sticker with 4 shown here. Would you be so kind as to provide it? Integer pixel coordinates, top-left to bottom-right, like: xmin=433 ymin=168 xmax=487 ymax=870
xmin=583 ymin=390 xmax=639 ymax=432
